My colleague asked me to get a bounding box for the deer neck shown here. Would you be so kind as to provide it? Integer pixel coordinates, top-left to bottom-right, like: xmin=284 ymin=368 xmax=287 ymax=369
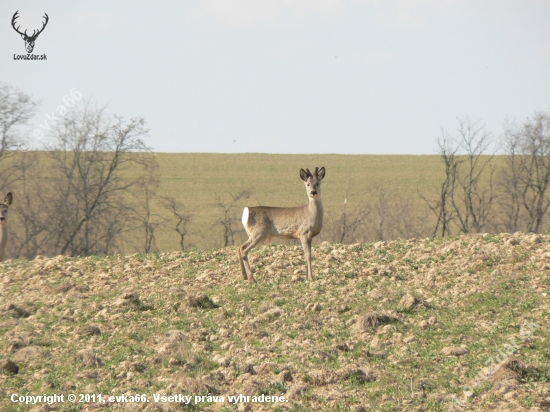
xmin=308 ymin=196 xmax=323 ymax=217
xmin=0 ymin=224 xmax=7 ymax=256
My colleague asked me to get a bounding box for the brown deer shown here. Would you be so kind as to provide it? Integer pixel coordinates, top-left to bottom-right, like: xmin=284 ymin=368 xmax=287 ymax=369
xmin=238 ymin=167 xmax=325 ymax=282
xmin=0 ymin=193 xmax=13 ymax=262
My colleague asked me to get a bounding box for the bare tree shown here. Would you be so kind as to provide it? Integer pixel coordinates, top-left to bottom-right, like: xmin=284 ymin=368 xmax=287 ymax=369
xmin=42 ymin=104 xmax=155 ymax=256
xmin=420 ymin=129 xmax=460 ymax=237
xmin=0 ymin=82 xmax=37 ymax=192
xmin=162 ymin=196 xmax=192 ymax=251
xmin=450 ymin=119 xmax=496 ymax=233
xmin=500 ymin=112 xmax=550 ymax=233
xmin=131 ymin=171 xmax=164 ymax=253
xmin=336 ymin=198 xmax=372 ymax=243
xmin=422 ymin=119 xmax=496 ymax=236
xmin=213 ymin=190 xmax=252 ymax=247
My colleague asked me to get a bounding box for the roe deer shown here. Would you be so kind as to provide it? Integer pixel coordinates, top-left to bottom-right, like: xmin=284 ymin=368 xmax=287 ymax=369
xmin=238 ymin=167 xmax=325 ymax=282
xmin=0 ymin=192 xmax=13 ymax=262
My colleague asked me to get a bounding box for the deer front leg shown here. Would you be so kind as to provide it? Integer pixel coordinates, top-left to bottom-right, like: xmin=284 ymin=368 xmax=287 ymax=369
xmin=300 ymin=236 xmax=313 ymax=281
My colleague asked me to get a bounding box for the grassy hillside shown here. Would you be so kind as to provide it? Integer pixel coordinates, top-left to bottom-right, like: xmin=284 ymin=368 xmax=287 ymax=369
xmin=1 ymin=233 xmax=549 ymax=411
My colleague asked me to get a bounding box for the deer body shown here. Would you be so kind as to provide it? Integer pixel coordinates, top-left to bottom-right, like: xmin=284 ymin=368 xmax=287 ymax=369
xmin=238 ymin=167 xmax=325 ymax=282
xmin=0 ymin=193 xmax=13 ymax=262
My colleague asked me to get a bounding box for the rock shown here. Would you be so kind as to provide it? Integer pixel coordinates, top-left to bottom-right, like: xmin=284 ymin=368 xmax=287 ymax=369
xmin=306 ymin=303 xmax=322 ymax=312
xmin=286 ymin=385 xmax=307 ymax=400
xmin=130 ymin=362 xmax=146 ymax=372
xmin=188 ymin=294 xmax=218 ymax=309
xmin=306 ymin=369 xmax=338 ymax=385
xmin=212 ymin=354 xmax=230 ymax=367
xmin=403 ymin=335 xmax=416 ymax=344
xmin=0 ymin=359 xmax=19 ymax=373
xmin=76 ymin=326 xmax=101 ymax=336
xmin=77 ymin=350 xmax=103 ymax=367
xmin=13 ymin=346 xmax=48 ymax=362
xmin=277 ymin=370 xmax=293 ymax=382
xmin=3 ymin=304 xmax=30 ymax=318
xmin=113 ymin=291 xmax=141 ymax=306
xmin=353 ymin=311 xmax=400 ymax=332
xmin=238 ymin=363 xmax=256 ymax=375
xmin=399 ymin=293 xmax=419 ymax=310
xmin=441 ymin=347 xmax=468 ymax=356
xmin=333 ymin=342 xmax=350 ymax=352
xmin=337 ymin=366 xmax=377 ymax=383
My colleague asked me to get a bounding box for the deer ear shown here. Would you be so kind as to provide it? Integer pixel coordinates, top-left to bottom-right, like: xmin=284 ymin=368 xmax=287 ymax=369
xmin=4 ymin=192 xmax=12 ymax=206
xmin=20 ymin=34 xmax=25 ymax=40
xmin=300 ymin=169 xmax=309 ymax=182
xmin=317 ymin=167 xmax=325 ymax=180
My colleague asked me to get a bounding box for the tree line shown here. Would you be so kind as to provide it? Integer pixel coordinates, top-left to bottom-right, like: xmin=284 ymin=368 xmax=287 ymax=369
xmin=1 ymin=81 xmax=549 ymax=259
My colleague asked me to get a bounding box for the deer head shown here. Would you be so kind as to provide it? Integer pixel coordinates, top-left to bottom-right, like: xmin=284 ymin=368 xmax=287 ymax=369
xmin=11 ymin=11 xmax=49 ymax=54
xmin=300 ymin=167 xmax=326 ymax=199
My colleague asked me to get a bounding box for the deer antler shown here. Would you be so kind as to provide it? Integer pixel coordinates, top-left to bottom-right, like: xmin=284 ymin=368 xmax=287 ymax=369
xmin=11 ymin=11 xmax=26 ymax=37
xmin=31 ymin=13 xmax=49 ymax=39
xmin=11 ymin=11 xmax=49 ymax=40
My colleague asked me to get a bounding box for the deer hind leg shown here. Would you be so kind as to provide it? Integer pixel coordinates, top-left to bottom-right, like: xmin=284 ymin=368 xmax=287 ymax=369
xmin=300 ymin=236 xmax=314 ymax=281
xmin=238 ymin=238 xmax=253 ymax=280
xmin=240 ymin=235 xmax=267 ymax=283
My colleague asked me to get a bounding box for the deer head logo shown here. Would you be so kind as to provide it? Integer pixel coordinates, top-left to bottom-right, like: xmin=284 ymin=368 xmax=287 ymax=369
xmin=11 ymin=11 xmax=49 ymax=54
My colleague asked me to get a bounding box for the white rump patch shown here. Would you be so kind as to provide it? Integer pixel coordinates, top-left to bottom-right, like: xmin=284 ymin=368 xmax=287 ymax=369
xmin=242 ymin=207 xmax=249 ymax=227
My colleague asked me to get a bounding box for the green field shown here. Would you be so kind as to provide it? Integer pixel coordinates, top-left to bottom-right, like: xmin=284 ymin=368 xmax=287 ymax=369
xmin=152 ymin=153 xmax=445 ymax=251
xmin=4 ymin=152 xmax=510 ymax=257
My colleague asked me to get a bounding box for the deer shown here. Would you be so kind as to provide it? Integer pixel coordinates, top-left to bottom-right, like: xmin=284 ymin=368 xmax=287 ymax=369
xmin=0 ymin=193 xmax=13 ymax=262
xmin=11 ymin=11 xmax=49 ymax=54
xmin=238 ymin=167 xmax=325 ymax=283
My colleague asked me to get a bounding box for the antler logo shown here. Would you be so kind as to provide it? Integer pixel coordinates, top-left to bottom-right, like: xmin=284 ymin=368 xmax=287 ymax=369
xmin=11 ymin=11 xmax=49 ymax=54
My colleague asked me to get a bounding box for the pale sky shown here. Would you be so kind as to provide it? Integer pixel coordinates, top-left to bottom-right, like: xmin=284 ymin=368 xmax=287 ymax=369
xmin=1 ymin=1 xmax=549 ymax=154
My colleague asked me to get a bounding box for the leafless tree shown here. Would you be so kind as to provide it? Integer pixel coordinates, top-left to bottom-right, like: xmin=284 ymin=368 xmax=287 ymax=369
xmin=42 ymin=104 xmax=155 ymax=256
xmin=162 ymin=196 xmax=192 ymax=251
xmin=366 ymin=184 xmax=429 ymax=241
xmin=450 ymin=119 xmax=497 ymax=233
xmin=0 ymin=82 xmax=37 ymax=192
xmin=336 ymin=198 xmax=372 ymax=243
xmin=213 ymin=190 xmax=252 ymax=247
xmin=500 ymin=112 xmax=550 ymax=233
xmin=422 ymin=119 xmax=496 ymax=236
xmin=420 ymin=128 xmax=460 ymax=237
xmin=131 ymin=171 xmax=164 ymax=253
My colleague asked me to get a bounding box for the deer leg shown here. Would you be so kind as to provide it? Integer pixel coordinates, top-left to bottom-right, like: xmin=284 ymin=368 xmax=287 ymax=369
xmin=237 ymin=241 xmax=250 ymax=280
xmin=300 ymin=236 xmax=313 ymax=281
xmin=241 ymin=236 xmax=266 ymax=283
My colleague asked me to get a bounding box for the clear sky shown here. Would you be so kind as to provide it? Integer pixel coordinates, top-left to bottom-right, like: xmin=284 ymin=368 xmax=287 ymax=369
xmin=1 ymin=1 xmax=549 ymax=154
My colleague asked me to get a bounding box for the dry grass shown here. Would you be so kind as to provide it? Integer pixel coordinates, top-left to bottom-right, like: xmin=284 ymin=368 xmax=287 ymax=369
xmin=0 ymin=233 xmax=549 ymax=411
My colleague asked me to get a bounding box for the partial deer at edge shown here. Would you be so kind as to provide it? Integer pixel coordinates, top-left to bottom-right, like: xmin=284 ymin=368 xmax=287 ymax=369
xmin=0 ymin=192 xmax=13 ymax=262
xmin=238 ymin=167 xmax=325 ymax=282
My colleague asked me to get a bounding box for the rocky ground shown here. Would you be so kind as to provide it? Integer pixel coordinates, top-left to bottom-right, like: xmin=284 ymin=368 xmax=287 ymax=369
xmin=0 ymin=233 xmax=549 ymax=411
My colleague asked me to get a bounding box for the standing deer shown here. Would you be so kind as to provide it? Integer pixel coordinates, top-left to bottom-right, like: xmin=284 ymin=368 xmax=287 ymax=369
xmin=238 ymin=167 xmax=325 ymax=282
xmin=0 ymin=193 xmax=13 ymax=262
